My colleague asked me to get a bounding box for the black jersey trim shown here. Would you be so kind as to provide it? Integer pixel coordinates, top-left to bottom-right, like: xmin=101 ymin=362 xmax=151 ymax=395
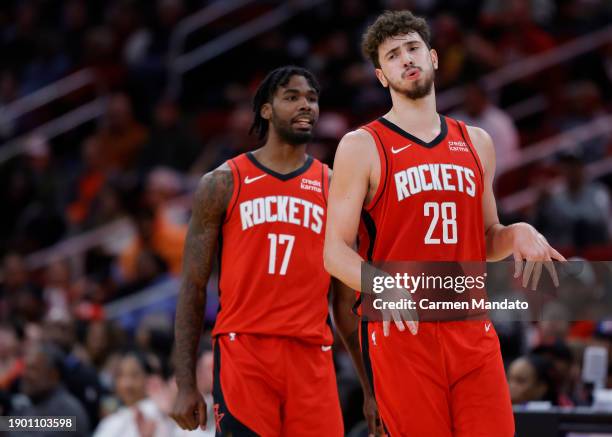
xmin=246 ymin=152 xmax=313 ymax=181
xmin=366 ymin=127 xmax=389 ymax=212
xmin=361 ymin=210 xmax=377 ymax=262
xmin=360 ymin=321 xmax=391 ymax=436
xmin=455 ymin=119 xmax=484 ymax=182
xmin=321 ymin=163 xmax=328 ymax=206
xmin=223 ymin=159 xmax=241 ymax=224
xmin=352 ymin=210 xmax=377 ymax=316
xmin=377 ymin=114 xmax=448 ymax=149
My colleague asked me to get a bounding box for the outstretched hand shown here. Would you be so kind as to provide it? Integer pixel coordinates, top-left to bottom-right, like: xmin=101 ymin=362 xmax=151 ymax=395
xmin=511 ymin=223 xmax=566 ymax=290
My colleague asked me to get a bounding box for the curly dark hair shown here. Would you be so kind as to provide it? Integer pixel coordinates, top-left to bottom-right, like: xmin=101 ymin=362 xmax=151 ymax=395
xmin=249 ymin=66 xmax=320 ymax=142
xmin=362 ymin=10 xmax=431 ymax=68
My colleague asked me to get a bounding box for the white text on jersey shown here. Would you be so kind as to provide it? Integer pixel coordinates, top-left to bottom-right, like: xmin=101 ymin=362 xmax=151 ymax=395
xmin=394 ymin=163 xmax=477 ymax=202
xmin=239 ymin=196 xmax=324 ymax=233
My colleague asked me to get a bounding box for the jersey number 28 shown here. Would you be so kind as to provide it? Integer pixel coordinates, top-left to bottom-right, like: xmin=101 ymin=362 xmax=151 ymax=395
xmin=424 ymin=202 xmax=457 ymax=244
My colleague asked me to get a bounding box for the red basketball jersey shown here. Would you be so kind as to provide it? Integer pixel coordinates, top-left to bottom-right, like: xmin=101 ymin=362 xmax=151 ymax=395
xmin=213 ymin=152 xmax=333 ymax=345
xmin=358 ymin=115 xmax=486 ymax=263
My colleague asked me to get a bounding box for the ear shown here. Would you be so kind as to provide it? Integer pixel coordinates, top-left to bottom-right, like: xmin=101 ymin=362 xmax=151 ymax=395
xmin=375 ymin=68 xmax=389 ymax=88
xmin=260 ymin=102 xmax=272 ymax=120
xmin=430 ymin=49 xmax=439 ymax=71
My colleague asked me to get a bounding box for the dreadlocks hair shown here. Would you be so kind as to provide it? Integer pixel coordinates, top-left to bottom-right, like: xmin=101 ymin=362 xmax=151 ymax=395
xmin=249 ymin=66 xmax=321 ymax=141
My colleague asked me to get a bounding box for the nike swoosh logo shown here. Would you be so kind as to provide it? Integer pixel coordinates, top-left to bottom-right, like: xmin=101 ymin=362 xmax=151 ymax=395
xmin=321 ymin=345 xmax=332 ymax=352
xmin=244 ymin=174 xmax=267 ymax=184
xmin=485 ymin=323 xmax=491 ymax=332
xmin=391 ymin=144 xmax=412 ymax=154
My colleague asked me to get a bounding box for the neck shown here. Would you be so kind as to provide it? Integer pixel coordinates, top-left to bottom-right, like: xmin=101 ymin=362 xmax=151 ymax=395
xmin=386 ymin=88 xmax=439 ymax=132
xmin=254 ymin=131 xmax=308 ymax=173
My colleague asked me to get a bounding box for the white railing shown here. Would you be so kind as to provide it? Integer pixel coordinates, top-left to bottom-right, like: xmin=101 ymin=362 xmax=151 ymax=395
xmin=438 ymin=25 xmax=612 ymax=112
xmin=500 ymin=155 xmax=612 ymax=213
xmin=166 ymin=0 xmax=256 ymax=97
xmin=167 ymin=0 xmax=327 ymax=96
xmin=0 ymin=69 xmax=96 ymax=125
xmin=104 ymin=276 xmax=180 ymax=319
xmin=0 ymin=97 xmax=107 ymax=164
xmin=499 ymin=114 xmax=612 ymax=174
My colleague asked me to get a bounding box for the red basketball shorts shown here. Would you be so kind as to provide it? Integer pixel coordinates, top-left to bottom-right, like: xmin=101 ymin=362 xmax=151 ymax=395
xmin=360 ymin=320 xmax=515 ymax=437
xmin=212 ymin=334 xmax=343 ymax=436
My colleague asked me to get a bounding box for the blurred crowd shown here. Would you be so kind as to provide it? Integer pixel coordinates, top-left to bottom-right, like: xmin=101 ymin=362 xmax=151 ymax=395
xmin=1 ymin=0 xmax=612 ymax=435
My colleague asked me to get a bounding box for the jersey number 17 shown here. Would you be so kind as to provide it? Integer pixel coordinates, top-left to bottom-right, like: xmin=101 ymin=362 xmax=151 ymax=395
xmin=267 ymin=233 xmax=295 ymax=275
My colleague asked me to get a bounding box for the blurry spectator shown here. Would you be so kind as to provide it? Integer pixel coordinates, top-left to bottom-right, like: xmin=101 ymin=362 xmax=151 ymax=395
xmin=0 ymin=254 xmax=44 ymax=327
xmin=432 ymin=14 xmax=468 ymax=89
xmin=80 ymin=180 xmax=126 ymax=230
xmin=67 ymin=137 xmax=108 ymax=227
xmin=93 ymin=350 xmax=177 ymax=437
xmin=124 ymin=0 xmax=185 ymax=107
xmin=144 ymin=167 xmax=187 ymax=226
xmin=1 ymin=135 xmax=66 ymax=252
xmin=43 ymin=316 xmax=104 ymax=427
xmin=61 ymin=0 xmax=90 ymax=64
xmin=84 ymin=320 xmax=125 ymax=378
xmin=555 ymin=81 xmax=610 ymax=162
xmin=117 ymin=250 xmax=170 ymax=298
xmin=507 ymin=354 xmax=557 ymax=405
xmin=10 ymin=342 xmax=90 ymax=436
xmin=529 ymin=301 xmax=572 ymax=347
xmin=0 ymin=70 xmax=19 ymax=138
xmin=452 ymin=83 xmax=520 ymax=174
xmin=139 ymin=100 xmax=201 ymax=173
xmin=118 ymin=205 xmax=186 ymax=282
xmin=532 ymin=341 xmax=577 ymax=406
xmin=93 ymin=93 xmax=148 ymax=172
xmin=1 ymin=1 xmax=39 ymax=76
xmin=0 ymin=324 xmax=23 ymax=392
xmin=19 ymin=32 xmax=70 ymax=95
xmin=533 ymin=153 xmax=611 ymax=248
xmin=489 ymin=0 xmax=556 ymax=63
xmin=191 ymin=105 xmax=253 ymax=175
xmin=80 ymin=26 xmax=125 ymax=90
xmin=42 ymin=260 xmax=72 ymax=321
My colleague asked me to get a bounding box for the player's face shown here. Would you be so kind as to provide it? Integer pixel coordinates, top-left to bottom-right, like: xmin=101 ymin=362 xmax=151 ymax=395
xmin=263 ymin=75 xmax=319 ymax=146
xmin=375 ymin=32 xmax=438 ymax=100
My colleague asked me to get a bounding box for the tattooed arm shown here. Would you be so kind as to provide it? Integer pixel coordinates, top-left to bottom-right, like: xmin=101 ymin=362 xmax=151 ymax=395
xmin=171 ymin=164 xmax=233 ymax=431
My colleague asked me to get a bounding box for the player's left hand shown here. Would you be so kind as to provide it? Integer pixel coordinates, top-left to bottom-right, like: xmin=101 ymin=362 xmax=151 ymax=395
xmin=511 ymin=223 xmax=566 ymax=290
xmin=363 ymin=392 xmax=385 ymax=437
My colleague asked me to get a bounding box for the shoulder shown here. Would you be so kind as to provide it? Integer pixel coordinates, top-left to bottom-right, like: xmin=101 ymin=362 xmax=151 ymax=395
xmin=466 ymin=125 xmax=495 ymax=172
xmin=465 ymin=125 xmax=493 ymax=150
xmin=194 ymin=162 xmax=233 ymax=200
xmin=338 ymin=128 xmax=376 ymax=150
xmin=191 ymin=162 xmax=234 ymax=217
xmin=335 ymin=128 xmax=378 ymax=164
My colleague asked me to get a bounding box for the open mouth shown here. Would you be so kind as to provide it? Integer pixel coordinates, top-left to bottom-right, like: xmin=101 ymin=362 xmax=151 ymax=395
xmin=292 ymin=116 xmax=314 ymax=129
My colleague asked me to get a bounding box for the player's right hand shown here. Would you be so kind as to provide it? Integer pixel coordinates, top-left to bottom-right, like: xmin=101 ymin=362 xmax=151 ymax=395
xmin=381 ymin=287 xmax=419 ymax=337
xmin=170 ymin=387 xmax=207 ymax=431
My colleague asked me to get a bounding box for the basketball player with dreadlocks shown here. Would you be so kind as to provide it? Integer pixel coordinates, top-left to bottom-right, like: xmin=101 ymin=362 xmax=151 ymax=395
xmin=324 ymin=10 xmax=565 ymax=437
xmin=171 ymin=66 xmax=380 ymax=436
